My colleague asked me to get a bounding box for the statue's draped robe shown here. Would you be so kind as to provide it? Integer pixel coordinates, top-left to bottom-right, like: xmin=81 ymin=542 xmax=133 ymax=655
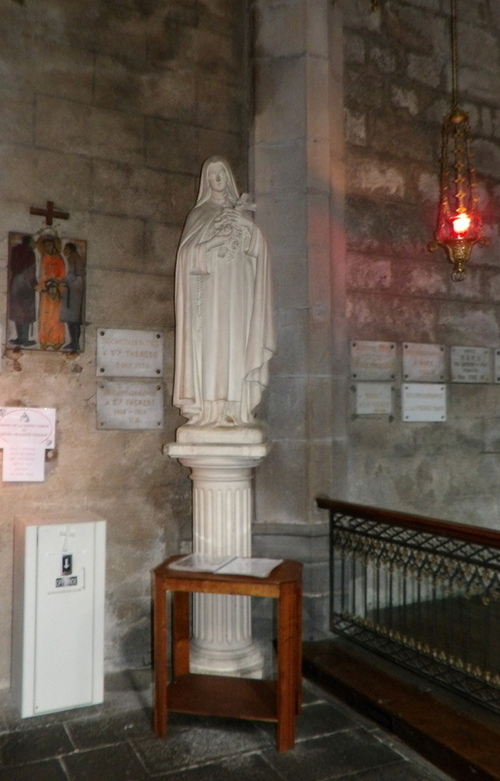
xmin=173 ymin=200 xmax=276 ymax=426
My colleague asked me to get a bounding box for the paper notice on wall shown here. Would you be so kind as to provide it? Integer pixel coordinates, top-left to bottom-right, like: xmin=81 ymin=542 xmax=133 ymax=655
xmin=0 ymin=407 xmax=56 ymax=448
xmin=2 ymin=444 xmax=46 ymax=482
xmin=0 ymin=407 xmax=56 ymax=482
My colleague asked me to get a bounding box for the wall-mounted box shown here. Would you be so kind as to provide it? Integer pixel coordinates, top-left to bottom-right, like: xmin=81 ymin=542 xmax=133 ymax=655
xmin=12 ymin=513 xmax=106 ymax=717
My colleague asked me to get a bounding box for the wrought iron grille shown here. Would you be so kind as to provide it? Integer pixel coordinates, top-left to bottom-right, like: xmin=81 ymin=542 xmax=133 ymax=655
xmin=317 ymin=497 xmax=500 ymax=714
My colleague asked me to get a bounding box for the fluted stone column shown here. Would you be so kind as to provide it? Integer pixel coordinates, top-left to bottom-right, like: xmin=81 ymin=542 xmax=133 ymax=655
xmin=167 ymin=426 xmax=269 ymax=677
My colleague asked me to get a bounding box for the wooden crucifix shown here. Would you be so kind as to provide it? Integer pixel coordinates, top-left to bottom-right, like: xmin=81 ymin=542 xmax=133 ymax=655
xmin=30 ymin=200 xmax=70 ymax=226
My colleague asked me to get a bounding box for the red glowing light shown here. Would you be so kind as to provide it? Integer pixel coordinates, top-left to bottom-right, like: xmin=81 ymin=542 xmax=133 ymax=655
xmin=452 ymin=213 xmax=471 ymax=235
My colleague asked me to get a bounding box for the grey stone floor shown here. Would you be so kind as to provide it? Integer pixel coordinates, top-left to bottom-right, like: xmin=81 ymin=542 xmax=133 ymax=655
xmin=0 ymin=670 xmax=452 ymax=780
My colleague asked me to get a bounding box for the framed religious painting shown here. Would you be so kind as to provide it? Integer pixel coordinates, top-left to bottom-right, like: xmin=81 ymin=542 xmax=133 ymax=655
xmin=7 ymin=230 xmax=87 ymax=353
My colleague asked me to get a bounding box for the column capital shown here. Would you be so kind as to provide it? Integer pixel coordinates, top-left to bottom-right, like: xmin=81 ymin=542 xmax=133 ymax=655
xmin=165 ymin=440 xmax=271 ymax=471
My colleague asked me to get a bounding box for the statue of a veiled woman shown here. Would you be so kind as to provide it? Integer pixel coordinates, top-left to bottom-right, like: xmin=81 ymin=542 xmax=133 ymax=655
xmin=173 ymin=157 xmax=276 ymax=427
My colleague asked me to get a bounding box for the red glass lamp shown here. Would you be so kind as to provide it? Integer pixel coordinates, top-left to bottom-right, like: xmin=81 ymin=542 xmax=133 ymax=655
xmin=428 ymin=107 xmax=488 ymax=281
xmin=428 ymin=1 xmax=489 ymax=281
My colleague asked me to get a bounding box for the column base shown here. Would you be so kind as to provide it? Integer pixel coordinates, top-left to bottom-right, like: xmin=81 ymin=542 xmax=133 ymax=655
xmin=189 ymin=638 xmax=264 ymax=679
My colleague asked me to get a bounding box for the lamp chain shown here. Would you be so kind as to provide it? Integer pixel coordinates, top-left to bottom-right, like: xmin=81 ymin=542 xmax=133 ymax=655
xmin=450 ymin=0 xmax=458 ymax=108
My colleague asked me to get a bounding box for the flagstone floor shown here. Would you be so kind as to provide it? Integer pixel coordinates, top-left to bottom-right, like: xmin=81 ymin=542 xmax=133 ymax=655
xmin=0 ymin=670 xmax=452 ymax=781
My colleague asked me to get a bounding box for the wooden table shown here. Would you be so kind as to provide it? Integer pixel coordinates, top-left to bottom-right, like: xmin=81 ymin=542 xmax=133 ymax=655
xmin=153 ymin=556 xmax=303 ymax=752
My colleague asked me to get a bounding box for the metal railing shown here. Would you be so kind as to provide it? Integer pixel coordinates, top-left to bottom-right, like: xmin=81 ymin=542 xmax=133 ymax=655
xmin=317 ymin=497 xmax=500 ymax=714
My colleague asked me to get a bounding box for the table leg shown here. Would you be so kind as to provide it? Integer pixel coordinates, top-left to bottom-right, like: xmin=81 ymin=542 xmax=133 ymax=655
xmin=153 ymin=578 xmax=168 ymax=737
xmin=276 ymin=581 xmax=297 ymax=752
xmin=172 ymin=591 xmax=190 ymax=677
xmin=294 ymin=580 xmax=302 ymax=715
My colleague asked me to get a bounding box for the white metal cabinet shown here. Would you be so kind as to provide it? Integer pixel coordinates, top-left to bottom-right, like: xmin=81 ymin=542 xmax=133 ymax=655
xmin=12 ymin=513 xmax=106 ymax=717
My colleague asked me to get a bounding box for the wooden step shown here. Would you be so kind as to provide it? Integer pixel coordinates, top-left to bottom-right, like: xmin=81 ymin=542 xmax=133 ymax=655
xmin=303 ymin=640 xmax=500 ymax=781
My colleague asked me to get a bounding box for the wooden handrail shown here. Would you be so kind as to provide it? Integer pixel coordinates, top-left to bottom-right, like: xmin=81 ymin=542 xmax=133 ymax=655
xmin=316 ymin=495 xmax=500 ymax=549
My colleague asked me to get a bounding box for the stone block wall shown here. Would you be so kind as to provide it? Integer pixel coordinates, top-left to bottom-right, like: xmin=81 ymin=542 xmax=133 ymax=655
xmin=253 ymin=521 xmax=330 ymax=641
xmin=0 ymin=0 xmax=248 ymax=686
xmin=251 ymin=0 xmax=338 ymax=527
xmin=2 ymin=0 xmax=500 ymax=682
xmin=343 ymin=0 xmax=500 ymax=527
xmin=250 ymin=0 xmax=500 ymax=641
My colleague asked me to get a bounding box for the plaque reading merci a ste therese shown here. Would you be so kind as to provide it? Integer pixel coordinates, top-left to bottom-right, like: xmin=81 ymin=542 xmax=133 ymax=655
xmin=97 ymin=380 xmax=164 ymax=430
xmin=96 ymin=329 xmax=163 ymax=378
xmin=95 ymin=329 xmax=165 ymax=431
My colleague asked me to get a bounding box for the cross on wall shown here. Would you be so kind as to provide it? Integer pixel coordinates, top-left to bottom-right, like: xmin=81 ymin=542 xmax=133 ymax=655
xmin=30 ymin=200 xmax=70 ymax=226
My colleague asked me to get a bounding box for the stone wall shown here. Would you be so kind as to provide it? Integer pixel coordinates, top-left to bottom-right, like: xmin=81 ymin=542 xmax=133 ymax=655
xmin=254 ymin=0 xmax=500 ymax=533
xmin=343 ymin=0 xmax=500 ymax=526
xmin=3 ymin=0 xmax=500 ymax=684
xmin=0 ymin=0 xmax=248 ymax=686
xmin=251 ymin=0 xmax=339 ymax=527
xmin=251 ymin=0 xmax=500 ymax=641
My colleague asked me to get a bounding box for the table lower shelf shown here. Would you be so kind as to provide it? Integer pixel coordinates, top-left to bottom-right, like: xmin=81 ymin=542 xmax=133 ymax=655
xmin=168 ymin=673 xmax=278 ymax=723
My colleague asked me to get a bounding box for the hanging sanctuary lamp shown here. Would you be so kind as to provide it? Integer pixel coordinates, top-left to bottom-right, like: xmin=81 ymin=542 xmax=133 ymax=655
xmin=428 ymin=0 xmax=489 ymax=281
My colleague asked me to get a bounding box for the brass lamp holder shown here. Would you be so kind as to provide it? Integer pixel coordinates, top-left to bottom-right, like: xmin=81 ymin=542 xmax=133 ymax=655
xmin=428 ymin=0 xmax=489 ymax=281
xmin=428 ymin=108 xmax=489 ymax=281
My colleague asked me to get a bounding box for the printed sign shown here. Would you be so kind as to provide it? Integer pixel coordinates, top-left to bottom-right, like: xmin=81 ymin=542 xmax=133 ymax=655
xmin=55 ymin=576 xmax=78 ymax=588
xmin=2 ymin=444 xmax=46 ymax=482
xmin=0 ymin=407 xmax=56 ymax=482
xmin=0 ymin=407 xmax=55 ymax=448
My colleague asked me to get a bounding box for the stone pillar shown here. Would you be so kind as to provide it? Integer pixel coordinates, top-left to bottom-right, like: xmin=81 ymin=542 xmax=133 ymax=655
xmin=250 ymin=0 xmax=347 ymax=524
xmin=166 ymin=426 xmax=269 ymax=677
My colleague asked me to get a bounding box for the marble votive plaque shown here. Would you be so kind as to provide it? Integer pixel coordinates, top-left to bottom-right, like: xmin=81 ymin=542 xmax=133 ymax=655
xmin=350 ymin=341 xmax=397 ymax=380
xmin=450 ymin=346 xmax=492 ymax=384
xmin=493 ymin=350 xmax=500 ymax=384
xmin=97 ymin=329 xmax=163 ymax=378
xmin=97 ymin=380 xmax=164 ymax=430
xmin=403 ymin=343 xmax=445 ymax=382
xmin=402 ymin=384 xmax=446 ymax=422
xmin=355 ymin=383 xmax=393 ymax=416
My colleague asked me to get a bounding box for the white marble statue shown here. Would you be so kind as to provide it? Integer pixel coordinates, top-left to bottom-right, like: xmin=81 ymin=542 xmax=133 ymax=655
xmin=173 ymin=156 xmax=276 ymax=427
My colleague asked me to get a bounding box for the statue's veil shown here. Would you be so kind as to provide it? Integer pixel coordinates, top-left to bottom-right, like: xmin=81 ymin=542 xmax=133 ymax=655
xmin=195 ymin=156 xmax=240 ymax=207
